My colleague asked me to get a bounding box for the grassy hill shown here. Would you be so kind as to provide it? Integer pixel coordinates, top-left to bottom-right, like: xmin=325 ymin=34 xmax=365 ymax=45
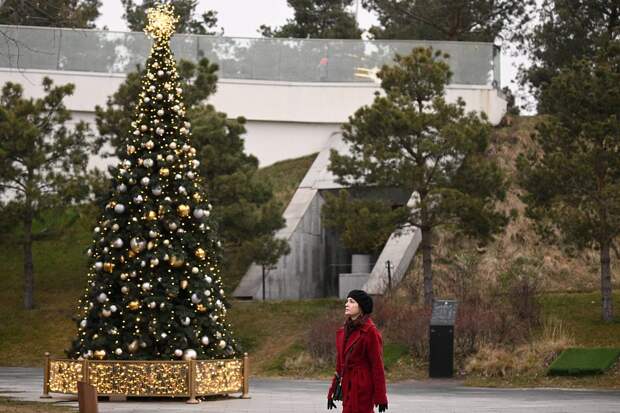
xmin=0 ymin=118 xmax=618 ymax=389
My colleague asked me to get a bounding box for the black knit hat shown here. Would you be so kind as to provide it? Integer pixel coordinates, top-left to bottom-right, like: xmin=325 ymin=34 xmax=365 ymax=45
xmin=347 ymin=289 xmax=373 ymax=314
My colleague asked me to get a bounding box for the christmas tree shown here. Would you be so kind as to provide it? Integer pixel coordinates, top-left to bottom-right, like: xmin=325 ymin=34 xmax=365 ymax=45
xmin=68 ymin=4 xmax=240 ymax=361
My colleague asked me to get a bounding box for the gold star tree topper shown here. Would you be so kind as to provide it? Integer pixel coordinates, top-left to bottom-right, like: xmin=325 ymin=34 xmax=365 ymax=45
xmin=144 ymin=3 xmax=179 ymax=40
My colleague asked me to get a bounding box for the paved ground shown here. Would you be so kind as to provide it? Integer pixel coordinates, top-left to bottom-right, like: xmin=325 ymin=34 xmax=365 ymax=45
xmin=1 ymin=368 xmax=619 ymax=412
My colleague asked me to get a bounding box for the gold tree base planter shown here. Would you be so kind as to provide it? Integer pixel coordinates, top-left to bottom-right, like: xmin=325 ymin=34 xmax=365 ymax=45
xmin=41 ymin=352 xmax=250 ymax=403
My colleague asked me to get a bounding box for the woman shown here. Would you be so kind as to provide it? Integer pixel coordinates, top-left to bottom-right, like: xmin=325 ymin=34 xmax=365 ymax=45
xmin=327 ymin=290 xmax=388 ymax=412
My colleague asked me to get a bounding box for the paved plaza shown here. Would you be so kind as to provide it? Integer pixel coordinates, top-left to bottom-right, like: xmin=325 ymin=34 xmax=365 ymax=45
xmin=1 ymin=368 xmax=619 ymax=412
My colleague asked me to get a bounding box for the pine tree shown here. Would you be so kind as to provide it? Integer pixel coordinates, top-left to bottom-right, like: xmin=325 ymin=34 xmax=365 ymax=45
xmin=259 ymin=0 xmax=361 ymax=39
xmin=329 ymin=48 xmax=508 ymax=306
xmin=68 ymin=4 xmax=240 ymax=361
xmin=0 ymin=0 xmax=100 ymax=28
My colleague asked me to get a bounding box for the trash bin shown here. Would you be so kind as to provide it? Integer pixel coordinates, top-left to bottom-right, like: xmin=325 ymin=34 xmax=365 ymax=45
xmin=429 ymin=299 xmax=458 ymax=378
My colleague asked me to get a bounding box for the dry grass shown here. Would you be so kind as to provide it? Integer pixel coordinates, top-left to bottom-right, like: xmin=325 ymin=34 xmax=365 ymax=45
xmin=397 ymin=116 xmax=607 ymax=304
xmin=464 ymin=317 xmax=575 ymax=378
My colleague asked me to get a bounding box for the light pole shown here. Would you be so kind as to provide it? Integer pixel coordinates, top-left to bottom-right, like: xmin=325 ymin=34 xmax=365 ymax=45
xmin=385 ymin=260 xmax=392 ymax=290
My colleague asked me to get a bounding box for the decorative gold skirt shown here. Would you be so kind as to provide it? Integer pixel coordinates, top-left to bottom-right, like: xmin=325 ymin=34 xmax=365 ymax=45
xmin=41 ymin=352 xmax=250 ymax=403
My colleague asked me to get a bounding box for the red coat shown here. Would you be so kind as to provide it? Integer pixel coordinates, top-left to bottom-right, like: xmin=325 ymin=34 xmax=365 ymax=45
xmin=327 ymin=317 xmax=388 ymax=413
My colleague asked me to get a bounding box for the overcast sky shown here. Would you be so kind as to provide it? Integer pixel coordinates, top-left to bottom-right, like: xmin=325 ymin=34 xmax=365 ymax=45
xmin=96 ymin=0 xmax=524 ymax=98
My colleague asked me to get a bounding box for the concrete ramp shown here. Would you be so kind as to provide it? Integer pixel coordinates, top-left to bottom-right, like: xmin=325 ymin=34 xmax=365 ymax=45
xmin=363 ymin=225 xmax=421 ymax=295
xmin=233 ymin=134 xmax=346 ymax=299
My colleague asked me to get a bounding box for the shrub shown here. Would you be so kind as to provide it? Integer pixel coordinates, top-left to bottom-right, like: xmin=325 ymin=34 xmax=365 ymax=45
xmin=304 ymin=311 xmax=342 ymax=366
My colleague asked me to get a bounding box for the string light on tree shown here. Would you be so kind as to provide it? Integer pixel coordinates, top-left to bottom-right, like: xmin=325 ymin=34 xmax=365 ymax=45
xmin=67 ymin=3 xmax=240 ymax=363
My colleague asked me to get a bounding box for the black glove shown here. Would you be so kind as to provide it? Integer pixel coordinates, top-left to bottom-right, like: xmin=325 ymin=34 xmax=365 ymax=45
xmin=328 ymin=398 xmax=337 ymax=410
xmin=377 ymin=403 xmax=388 ymax=412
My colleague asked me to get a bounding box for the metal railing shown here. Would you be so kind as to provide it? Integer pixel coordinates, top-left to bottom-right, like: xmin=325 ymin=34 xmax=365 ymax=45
xmin=0 ymin=25 xmax=500 ymax=86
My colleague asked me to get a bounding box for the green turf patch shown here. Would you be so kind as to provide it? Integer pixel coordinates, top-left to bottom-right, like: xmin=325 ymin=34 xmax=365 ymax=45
xmin=548 ymin=348 xmax=620 ymax=376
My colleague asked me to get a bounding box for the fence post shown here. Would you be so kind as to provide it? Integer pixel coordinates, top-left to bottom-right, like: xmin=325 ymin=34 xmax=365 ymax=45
xmin=241 ymin=353 xmax=250 ymax=399
xmin=41 ymin=352 xmax=52 ymax=398
xmin=187 ymin=359 xmax=199 ymax=404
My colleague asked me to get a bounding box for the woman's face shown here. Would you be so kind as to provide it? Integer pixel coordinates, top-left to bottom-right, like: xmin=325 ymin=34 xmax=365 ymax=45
xmin=345 ymin=297 xmax=362 ymax=319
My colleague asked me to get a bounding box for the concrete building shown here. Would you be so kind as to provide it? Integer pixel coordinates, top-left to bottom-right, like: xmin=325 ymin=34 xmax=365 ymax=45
xmin=0 ymin=25 xmax=507 ymax=299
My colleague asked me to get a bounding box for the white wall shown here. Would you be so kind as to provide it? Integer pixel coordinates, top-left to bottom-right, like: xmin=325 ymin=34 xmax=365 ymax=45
xmin=0 ymin=68 xmax=506 ymax=167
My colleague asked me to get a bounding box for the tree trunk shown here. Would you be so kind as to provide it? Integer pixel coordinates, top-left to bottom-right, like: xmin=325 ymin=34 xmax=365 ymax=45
xmin=23 ymin=211 xmax=34 ymax=310
xmin=600 ymin=240 xmax=614 ymax=322
xmin=421 ymin=226 xmax=433 ymax=307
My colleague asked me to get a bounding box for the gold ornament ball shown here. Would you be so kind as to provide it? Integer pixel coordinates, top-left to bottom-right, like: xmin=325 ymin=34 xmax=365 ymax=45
xmin=103 ymin=262 xmax=115 ymax=273
xmin=195 ymin=248 xmax=206 ymax=260
xmin=169 ymin=255 xmax=185 ymax=268
xmin=146 ymin=211 xmax=157 ymax=221
xmin=94 ymin=349 xmax=107 ymax=360
xmin=196 ymin=303 xmax=206 ymax=312
xmin=127 ymin=300 xmax=141 ymax=310
xmin=159 ymin=167 xmax=170 ymax=177
xmin=180 ymin=279 xmax=189 ymax=289
xmin=177 ymin=204 xmax=190 ymax=217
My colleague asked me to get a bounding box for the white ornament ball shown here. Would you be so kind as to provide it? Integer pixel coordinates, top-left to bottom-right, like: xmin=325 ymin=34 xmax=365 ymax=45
xmin=157 ymin=70 xmax=164 ymax=77
xmin=141 ymin=124 xmax=148 ymax=131
xmin=192 ymin=267 xmax=199 ymax=274
xmin=181 ymin=317 xmax=191 ymax=326
xmin=149 ymin=230 xmax=158 ymax=238
xmin=191 ymin=293 xmax=201 ymax=304
xmin=110 ymin=305 xmax=118 ymax=312
xmin=168 ymin=222 xmax=178 ymax=231
xmin=187 ymin=171 xmax=195 ymax=179
xmin=174 ymin=349 xmax=183 ymax=357
xmin=218 ymin=340 xmax=226 ymax=349
xmin=201 ymin=336 xmax=210 ymax=346
xmin=156 ymin=93 xmax=163 ymax=100
xmin=161 ymin=332 xmax=167 ymax=338
xmin=191 ymin=160 xmax=200 ymax=168
xmin=144 ymin=97 xmax=151 ymax=103
xmin=115 ymin=348 xmax=123 ymax=355
xmin=141 ymin=177 xmax=150 ymax=186
xmin=114 ymin=204 xmax=126 ymax=214
xmin=101 ymin=308 xmax=111 ymax=317
xmin=150 ymin=258 xmax=159 ymax=267
xmin=117 ymin=183 xmax=127 ymax=192
xmin=144 ymin=158 xmax=154 ymax=168
xmin=142 ymin=282 xmax=151 ymax=291
xmin=112 ymin=238 xmax=123 ymax=248
xmin=133 ymin=195 xmax=143 ymax=204
xmin=112 ymin=224 xmax=120 ymax=231
xmin=178 ymin=185 xmax=186 ymax=194
xmin=193 ymin=209 xmax=204 ymax=219
xmin=157 ymin=109 xmax=164 ymax=116
xmin=87 ymin=248 xmax=92 ymax=257
xmin=121 ymin=286 xmax=129 ymax=294
xmin=205 ymin=276 xmax=212 ymax=284
xmin=80 ymin=319 xmax=87 ymax=328
xmin=152 ymin=186 xmax=162 ymax=196
xmin=156 ymin=127 xmax=164 ymax=136
xmin=166 ymin=154 xmax=174 ymax=162
xmin=148 ymin=301 xmax=157 ymax=309
xmin=183 ymin=349 xmax=197 ymax=360
xmin=204 ymin=290 xmax=211 ymax=297
xmin=97 ymin=293 xmax=107 ymax=303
